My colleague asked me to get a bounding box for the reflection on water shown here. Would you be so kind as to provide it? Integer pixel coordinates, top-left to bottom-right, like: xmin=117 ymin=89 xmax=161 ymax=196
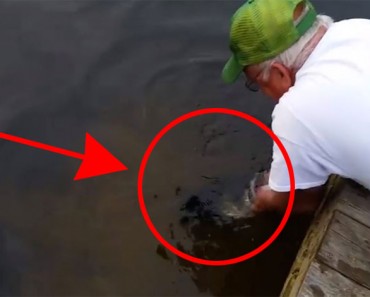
xmin=147 ymin=160 xmax=312 ymax=296
xmin=153 ymin=182 xmax=313 ymax=296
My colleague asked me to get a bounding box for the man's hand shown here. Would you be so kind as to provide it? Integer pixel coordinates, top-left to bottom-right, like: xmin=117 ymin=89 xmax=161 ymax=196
xmin=251 ymin=184 xmax=325 ymax=214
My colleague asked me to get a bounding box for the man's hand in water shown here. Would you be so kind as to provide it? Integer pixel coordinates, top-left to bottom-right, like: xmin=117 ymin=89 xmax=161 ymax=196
xmin=251 ymin=183 xmax=325 ymax=214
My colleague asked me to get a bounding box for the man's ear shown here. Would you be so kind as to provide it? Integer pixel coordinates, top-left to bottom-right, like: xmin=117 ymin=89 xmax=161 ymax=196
xmin=270 ymin=62 xmax=293 ymax=87
xmin=270 ymin=62 xmax=290 ymax=78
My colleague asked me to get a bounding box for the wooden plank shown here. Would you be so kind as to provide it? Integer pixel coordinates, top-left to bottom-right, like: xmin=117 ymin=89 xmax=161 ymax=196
xmin=330 ymin=211 xmax=370 ymax=250
xmin=280 ymin=175 xmax=344 ymax=297
xmin=298 ymin=260 xmax=370 ymax=297
xmin=281 ymin=179 xmax=370 ymax=297
xmin=317 ymin=212 xmax=370 ymax=289
xmin=336 ymin=183 xmax=370 ymax=227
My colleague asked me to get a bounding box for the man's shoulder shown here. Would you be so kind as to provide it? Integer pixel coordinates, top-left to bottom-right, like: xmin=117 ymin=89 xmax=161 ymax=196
xmin=271 ymin=87 xmax=322 ymax=146
xmin=272 ymin=85 xmax=317 ymax=122
xmin=271 ymin=99 xmax=305 ymax=139
xmin=324 ymin=18 xmax=370 ymax=46
xmin=333 ymin=18 xmax=370 ymax=29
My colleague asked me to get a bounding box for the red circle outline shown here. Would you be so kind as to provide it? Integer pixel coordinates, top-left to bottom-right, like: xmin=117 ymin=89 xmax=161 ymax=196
xmin=138 ymin=108 xmax=295 ymax=266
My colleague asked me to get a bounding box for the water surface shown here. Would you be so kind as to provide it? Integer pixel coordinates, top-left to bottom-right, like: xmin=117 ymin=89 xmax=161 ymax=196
xmin=0 ymin=0 xmax=367 ymax=295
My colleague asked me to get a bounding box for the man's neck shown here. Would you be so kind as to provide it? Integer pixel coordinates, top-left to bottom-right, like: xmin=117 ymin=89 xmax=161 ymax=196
xmin=293 ymin=25 xmax=328 ymax=75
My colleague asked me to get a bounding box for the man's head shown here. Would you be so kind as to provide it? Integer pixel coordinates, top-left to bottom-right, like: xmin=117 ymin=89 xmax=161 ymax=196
xmin=222 ymin=0 xmax=332 ymax=100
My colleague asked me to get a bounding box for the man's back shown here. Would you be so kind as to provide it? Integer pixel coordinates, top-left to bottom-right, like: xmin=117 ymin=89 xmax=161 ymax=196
xmin=270 ymin=18 xmax=370 ymax=190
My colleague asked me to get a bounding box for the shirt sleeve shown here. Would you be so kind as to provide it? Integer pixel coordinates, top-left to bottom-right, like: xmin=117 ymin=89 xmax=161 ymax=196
xmin=268 ymin=138 xmax=330 ymax=192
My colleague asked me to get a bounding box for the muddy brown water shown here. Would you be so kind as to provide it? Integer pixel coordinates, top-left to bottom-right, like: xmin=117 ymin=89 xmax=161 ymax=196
xmin=0 ymin=1 xmax=368 ymax=296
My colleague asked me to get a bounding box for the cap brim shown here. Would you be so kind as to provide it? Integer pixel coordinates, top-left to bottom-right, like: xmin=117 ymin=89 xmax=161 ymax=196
xmin=222 ymin=55 xmax=243 ymax=84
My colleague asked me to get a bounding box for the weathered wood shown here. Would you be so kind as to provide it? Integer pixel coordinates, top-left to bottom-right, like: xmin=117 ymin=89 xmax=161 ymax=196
xmin=298 ymin=260 xmax=370 ymax=297
xmin=280 ymin=175 xmax=344 ymax=297
xmin=281 ymin=177 xmax=370 ymax=297
xmin=336 ymin=184 xmax=370 ymax=227
xmin=330 ymin=211 xmax=370 ymax=250
xmin=317 ymin=211 xmax=370 ymax=289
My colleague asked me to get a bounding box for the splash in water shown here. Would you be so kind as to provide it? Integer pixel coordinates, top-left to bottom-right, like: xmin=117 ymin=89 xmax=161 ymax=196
xmin=221 ymin=170 xmax=269 ymax=219
xmin=221 ymin=189 xmax=255 ymax=219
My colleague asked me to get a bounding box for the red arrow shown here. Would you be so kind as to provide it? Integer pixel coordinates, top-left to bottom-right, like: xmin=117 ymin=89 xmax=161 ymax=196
xmin=0 ymin=132 xmax=128 ymax=180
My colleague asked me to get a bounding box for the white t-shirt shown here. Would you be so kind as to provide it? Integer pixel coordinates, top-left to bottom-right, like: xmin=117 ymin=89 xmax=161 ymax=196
xmin=269 ymin=18 xmax=370 ymax=192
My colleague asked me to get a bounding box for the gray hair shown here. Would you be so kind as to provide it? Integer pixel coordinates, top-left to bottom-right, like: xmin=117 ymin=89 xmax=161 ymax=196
xmin=258 ymin=15 xmax=334 ymax=80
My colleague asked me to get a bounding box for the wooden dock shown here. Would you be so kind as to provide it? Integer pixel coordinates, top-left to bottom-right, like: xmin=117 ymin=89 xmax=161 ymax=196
xmin=280 ymin=177 xmax=370 ymax=297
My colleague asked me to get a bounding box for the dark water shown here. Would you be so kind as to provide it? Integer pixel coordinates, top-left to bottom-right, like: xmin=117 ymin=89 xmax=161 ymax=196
xmin=0 ymin=1 xmax=368 ymax=296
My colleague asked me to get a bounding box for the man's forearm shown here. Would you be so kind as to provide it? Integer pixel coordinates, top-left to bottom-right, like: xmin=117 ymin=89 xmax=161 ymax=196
xmin=252 ymin=184 xmax=325 ymax=213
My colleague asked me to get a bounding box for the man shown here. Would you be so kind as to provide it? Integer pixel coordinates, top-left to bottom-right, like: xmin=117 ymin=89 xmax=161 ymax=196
xmin=222 ymin=0 xmax=370 ymax=213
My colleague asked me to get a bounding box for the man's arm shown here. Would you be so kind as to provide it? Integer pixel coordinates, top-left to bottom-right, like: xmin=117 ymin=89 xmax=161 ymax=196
xmin=251 ymin=183 xmax=325 ymax=214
